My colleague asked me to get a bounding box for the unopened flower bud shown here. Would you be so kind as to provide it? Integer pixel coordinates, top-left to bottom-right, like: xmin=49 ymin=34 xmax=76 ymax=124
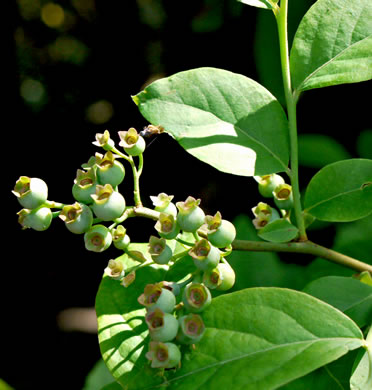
xmin=93 ymin=130 xmax=115 ymax=151
xmin=176 ymin=196 xmax=205 ymax=232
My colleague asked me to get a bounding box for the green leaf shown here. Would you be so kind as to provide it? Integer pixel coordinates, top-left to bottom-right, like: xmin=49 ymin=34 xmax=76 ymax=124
xmin=280 ymin=351 xmax=358 ymax=390
xmin=133 ymin=67 xmax=289 ymax=176
xmin=350 ymin=350 xmax=372 ymax=390
xmin=159 ymin=288 xmax=363 ymax=389
xmin=96 ymin=254 xmax=168 ymax=390
xmin=258 ymin=219 xmax=299 ymax=243
xmin=303 ymin=276 xmax=372 ymax=328
xmin=237 ymin=0 xmax=276 ymax=10
xmin=0 ymin=379 xmax=14 ymax=390
xmin=82 ymin=359 xmax=116 ymax=390
xmin=350 ymin=325 xmax=372 ymax=390
xmin=290 ymin=0 xmax=372 ymax=93
xmin=304 ymin=159 xmax=372 ymax=222
xmin=298 ymin=134 xmax=351 ymax=168
xmin=97 ymin=272 xmax=365 ymax=390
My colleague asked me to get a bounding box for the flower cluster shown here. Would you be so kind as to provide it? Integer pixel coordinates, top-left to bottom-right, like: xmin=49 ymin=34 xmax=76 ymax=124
xmin=136 ymin=195 xmax=236 ymax=369
xmin=12 ymin=126 xmax=237 ymax=372
xmin=251 ymin=173 xmax=294 ymax=230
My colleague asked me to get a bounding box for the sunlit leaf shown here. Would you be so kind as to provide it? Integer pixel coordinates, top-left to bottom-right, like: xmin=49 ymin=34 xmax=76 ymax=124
xmin=96 ymin=271 xmax=364 ymax=390
xmin=291 ymin=0 xmax=372 ymax=93
xmin=133 ymin=67 xmax=289 ymax=176
xmin=237 ymin=0 xmax=275 ymax=10
xmin=350 ymin=326 xmax=372 ymax=390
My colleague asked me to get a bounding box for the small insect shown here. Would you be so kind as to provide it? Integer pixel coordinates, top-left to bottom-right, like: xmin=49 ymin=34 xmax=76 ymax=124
xmin=139 ymin=124 xmax=165 ymax=138
xmin=139 ymin=125 xmax=165 ymax=148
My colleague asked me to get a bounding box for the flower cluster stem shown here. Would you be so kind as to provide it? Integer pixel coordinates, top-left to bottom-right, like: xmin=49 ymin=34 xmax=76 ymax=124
xmin=275 ymin=0 xmax=307 ymax=241
xmin=232 ymin=239 xmax=372 ymax=273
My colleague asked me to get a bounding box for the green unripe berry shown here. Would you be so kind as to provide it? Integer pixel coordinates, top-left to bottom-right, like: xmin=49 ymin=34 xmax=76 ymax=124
xmin=150 ymin=193 xmax=177 ymax=217
xmin=203 ymin=262 xmax=235 ymax=291
xmin=251 ymin=202 xmax=280 ymax=230
xmin=176 ymin=196 xmax=205 ymax=232
xmin=13 ymin=176 xmax=48 ymax=209
xmin=118 ymin=128 xmax=146 ymax=156
xmin=59 ymin=202 xmax=93 ymax=234
xmin=138 ymin=283 xmax=176 ymax=313
xmin=205 ymin=212 xmax=236 ymax=248
xmin=146 ymin=341 xmax=181 ymax=369
xmin=255 ymin=174 xmax=285 ymax=198
xmin=91 ymin=184 xmax=126 ymax=221
xmin=182 ymin=283 xmax=212 ymax=313
xmin=155 ymin=213 xmax=180 ymax=240
xmin=189 ymin=239 xmax=220 ymax=271
xmin=93 ymin=130 xmax=115 ymax=151
xmin=176 ymin=313 xmax=205 ymax=345
xmin=17 ymin=206 xmax=52 ymax=231
xmin=148 ymin=236 xmax=173 ymax=265
xmin=273 ymin=184 xmax=293 ymax=210
xmin=146 ymin=308 xmax=179 ymax=342
xmin=161 ymin=281 xmax=181 ymax=296
xmin=84 ymin=224 xmax=112 ymax=252
xmin=96 ymin=151 xmax=125 ymax=187
xmin=112 ymin=225 xmax=130 ymax=250
xmin=72 ymin=169 xmax=98 ymax=204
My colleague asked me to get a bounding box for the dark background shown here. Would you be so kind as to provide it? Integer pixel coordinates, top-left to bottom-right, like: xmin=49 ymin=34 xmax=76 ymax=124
xmin=5 ymin=1 xmax=370 ymax=389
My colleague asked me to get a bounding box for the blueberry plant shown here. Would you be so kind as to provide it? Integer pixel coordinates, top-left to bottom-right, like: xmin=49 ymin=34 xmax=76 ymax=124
xmin=12 ymin=0 xmax=372 ymax=389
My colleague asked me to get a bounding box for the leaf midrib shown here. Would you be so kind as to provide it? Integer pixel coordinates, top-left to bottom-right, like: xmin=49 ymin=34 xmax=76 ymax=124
xmin=294 ymin=33 xmax=372 ymax=93
xmin=305 ymin=187 xmax=363 ymax=213
xmin=149 ymin=97 xmax=289 ymax=174
xmin=147 ymin=336 xmax=362 ymax=390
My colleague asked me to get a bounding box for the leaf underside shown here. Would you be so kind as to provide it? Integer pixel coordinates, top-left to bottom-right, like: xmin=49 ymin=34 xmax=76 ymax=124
xmin=133 ymin=67 xmax=289 ymax=177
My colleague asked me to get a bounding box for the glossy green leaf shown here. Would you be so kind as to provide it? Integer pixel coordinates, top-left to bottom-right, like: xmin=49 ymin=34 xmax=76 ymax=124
xmin=254 ymin=0 xmax=314 ymax=106
xmin=304 ymin=159 xmax=372 ymax=222
xmin=133 ymin=67 xmax=289 ymax=176
xmin=303 ymin=276 xmax=372 ymax=328
xmin=161 ymin=288 xmax=363 ymax=389
xmin=280 ymin=351 xmax=358 ymax=390
xmin=291 ymin=0 xmax=372 ymax=93
xmin=97 ymin=270 xmax=364 ymax=390
xmin=350 ymin=326 xmax=372 ymax=390
xmin=258 ymin=219 xmax=299 ymax=243
xmin=237 ymin=0 xmax=275 ymax=10
xmin=298 ymin=134 xmax=351 ymax=168
xmin=96 ymin=254 xmax=168 ymax=390
xmin=350 ymin=350 xmax=372 ymax=390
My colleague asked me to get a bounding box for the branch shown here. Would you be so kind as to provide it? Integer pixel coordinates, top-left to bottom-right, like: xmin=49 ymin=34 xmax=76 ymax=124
xmin=232 ymin=239 xmax=372 ymax=273
xmin=116 ymin=206 xmax=372 ymax=273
